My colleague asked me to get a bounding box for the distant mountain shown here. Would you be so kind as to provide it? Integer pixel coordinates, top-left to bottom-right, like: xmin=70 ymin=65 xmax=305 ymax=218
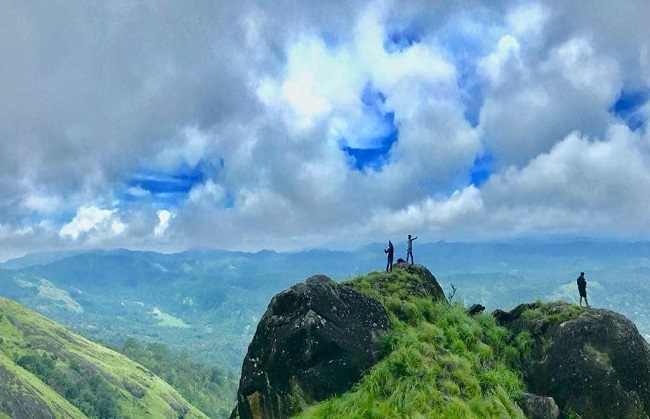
xmin=0 ymin=246 xmax=381 ymax=372
xmin=0 ymin=296 xmax=206 ymax=418
xmin=0 ymin=250 xmax=85 ymax=270
xmin=0 ymin=240 xmax=648 ymax=376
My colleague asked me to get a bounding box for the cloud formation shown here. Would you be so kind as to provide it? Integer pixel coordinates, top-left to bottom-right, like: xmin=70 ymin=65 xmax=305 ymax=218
xmin=1 ymin=0 xmax=649 ymax=260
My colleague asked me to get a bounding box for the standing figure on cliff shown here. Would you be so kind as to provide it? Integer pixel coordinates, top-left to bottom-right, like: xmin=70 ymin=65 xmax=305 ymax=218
xmin=384 ymin=240 xmax=394 ymax=272
xmin=577 ymin=272 xmax=590 ymax=307
xmin=406 ymin=234 xmax=417 ymax=264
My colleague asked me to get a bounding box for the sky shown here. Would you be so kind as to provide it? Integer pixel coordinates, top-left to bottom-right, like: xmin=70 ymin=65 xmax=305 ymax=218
xmin=1 ymin=1 xmax=649 ymax=261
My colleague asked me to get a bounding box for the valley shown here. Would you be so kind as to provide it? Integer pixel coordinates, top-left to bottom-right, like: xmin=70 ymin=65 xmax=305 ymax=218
xmin=1 ymin=240 xmax=649 ymax=377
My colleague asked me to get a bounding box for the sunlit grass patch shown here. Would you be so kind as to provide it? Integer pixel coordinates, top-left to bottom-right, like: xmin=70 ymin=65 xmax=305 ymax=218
xmin=152 ymin=307 xmax=190 ymax=328
xmin=520 ymin=301 xmax=582 ymax=324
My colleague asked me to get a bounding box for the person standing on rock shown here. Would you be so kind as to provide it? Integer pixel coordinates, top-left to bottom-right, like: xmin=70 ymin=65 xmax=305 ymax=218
xmin=384 ymin=240 xmax=394 ymax=272
xmin=406 ymin=234 xmax=417 ymax=264
xmin=577 ymin=272 xmax=590 ymax=307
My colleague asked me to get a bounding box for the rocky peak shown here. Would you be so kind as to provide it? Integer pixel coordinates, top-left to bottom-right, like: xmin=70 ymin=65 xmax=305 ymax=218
xmin=231 ymin=274 xmax=392 ymax=419
xmin=495 ymin=301 xmax=650 ymax=418
xmin=231 ymin=263 xmax=650 ymax=418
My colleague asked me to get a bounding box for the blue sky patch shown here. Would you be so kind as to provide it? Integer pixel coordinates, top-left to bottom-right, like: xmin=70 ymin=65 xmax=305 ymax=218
xmin=437 ymin=25 xmax=493 ymax=128
xmin=610 ymin=89 xmax=649 ymax=131
xmin=342 ymin=123 xmax=397 ymax=171
xmin=384 ymin=27 xmax=421 ymax=53
xmin=224 ymin=192 xmax=235 ymax=209
xmin=460 ymin=78 xmax=483 ymax=128
xmin=469 ymin=152 xmax=494 ymax=187
xmin=341 ymin=83 xmax=398 ymax=172
xmin=123 ymin=159 xmax=221 ymax=206
xmin=319 ymin=31 xmax=339 ymax=49
xmin=129 ymin=170 xmax=203 ymax=195
xmin=361 ymin=83 xmax=387 ymax=107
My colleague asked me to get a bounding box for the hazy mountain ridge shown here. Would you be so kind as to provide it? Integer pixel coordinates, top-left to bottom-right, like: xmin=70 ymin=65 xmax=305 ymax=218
xmin=0 ymin=240 xmax=648 ymax=374
xmin=0 ymin=247 xmax=380 ymax=371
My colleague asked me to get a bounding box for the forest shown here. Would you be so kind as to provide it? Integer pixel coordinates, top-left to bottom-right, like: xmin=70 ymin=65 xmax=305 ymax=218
xmin=114 ymin=338 xmax=238 ymax=418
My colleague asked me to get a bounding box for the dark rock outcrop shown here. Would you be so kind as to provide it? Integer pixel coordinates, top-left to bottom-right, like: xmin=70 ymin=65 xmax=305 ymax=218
xmin=492 ymin=303 xmax=537 ymax=324
xmin=522 ymin=393 xmax=560 ymax=419
xmin=231 ymin=275 xmax=391 ymax=419
xmin=496 ymin=302 xmax=650 ymax=418
xmin=468 ymin=303 xmax=485 ymax=316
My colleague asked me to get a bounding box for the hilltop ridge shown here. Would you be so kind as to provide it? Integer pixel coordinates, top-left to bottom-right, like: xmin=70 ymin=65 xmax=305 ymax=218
xmin=232 ymin=262 xmax=650 ymax=418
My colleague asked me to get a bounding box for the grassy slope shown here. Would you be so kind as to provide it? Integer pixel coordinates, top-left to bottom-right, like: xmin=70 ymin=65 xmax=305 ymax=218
xmin=298 ymin=268 xmax=527 ymax=418
xmin=0 ymin=296 xmax=207 ymax=418
xmin=0 ymin=349 xmax=85 ymax=418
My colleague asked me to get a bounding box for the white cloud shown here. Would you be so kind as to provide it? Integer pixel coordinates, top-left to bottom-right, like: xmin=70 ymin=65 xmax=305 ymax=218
xmin=364 ymin=186 xmax=484 ymax=235
xmin=547 ymin=37 xmax=620 ymax=103
xmin=59 ymin=206 xmax=126 ymax=241
xmin=506 ymin=3 xmax=548 ymax=38
xmin=479 ymin=35 xmax=523 ymax=86
xmin=188 ymin=179 xmax=226 ymax=205
xmin=0 ymin=223 xmax=11 ymax=239
xmin=21 ymin=194 xmax=63 ymax=214
xmin=0 ymin=1 xmax=649 ymax=258
xmin=111 ymin=219 xmax=126 ymax=236
xmin=642 ymin=46 xmax=650 ymax=85
xmin=154 ymin=126 xmax=212 ymax=169
xmin=154 ymin=210 xmax=173 ymax=237
xmin=481 ymin=124 xmax=650 ymax=237
xmin=127 ymin=185 xmax=150 ymax=198
xmin=257 ymin=42 xmax=339 ymax=131
xmin=479 ymin=32 xmax=623 ymax=168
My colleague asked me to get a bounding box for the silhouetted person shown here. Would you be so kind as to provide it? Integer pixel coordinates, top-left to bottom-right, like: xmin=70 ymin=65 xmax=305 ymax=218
xmin=406 ymin=234 xmax=417 ymax=264
xmin=384 ymin=240 xmax=394 ymax=272
xmin=577 ymin=272 xmax=589 ymax=307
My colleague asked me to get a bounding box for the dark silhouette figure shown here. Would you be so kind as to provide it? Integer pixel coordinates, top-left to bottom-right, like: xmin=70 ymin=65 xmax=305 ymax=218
xmin=384 ymin=240 xmax=394 ymax=272
xmin=406 ymin=234 xmax=417 ymax=264
xmin=577 ymin=272 xmax=589 ymax=307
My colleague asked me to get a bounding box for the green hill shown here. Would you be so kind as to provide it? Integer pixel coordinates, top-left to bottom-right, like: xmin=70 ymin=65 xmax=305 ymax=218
xmin=231 ymin=264 xmax=529 ymax=418
xmin=296 ymin=267 xmax=526 ymax=418
xmin=0 ymin=296 xmax=207 ymax=418
xmin=233 ymin=264 xmax=650 ymax=418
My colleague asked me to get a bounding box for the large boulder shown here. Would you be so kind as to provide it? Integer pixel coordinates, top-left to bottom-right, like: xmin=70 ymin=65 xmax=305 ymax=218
xmin=495 ymin=302 xmax=650 ymax=418
xmin=522 ymin=393 xmax=560 ymax=419
xmin=231 ymin=275 xmax=391 ymax=419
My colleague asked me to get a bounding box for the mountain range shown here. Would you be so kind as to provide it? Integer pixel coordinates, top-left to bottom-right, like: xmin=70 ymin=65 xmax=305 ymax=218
xmin=1 ymin=240 xmax=649 ymax=376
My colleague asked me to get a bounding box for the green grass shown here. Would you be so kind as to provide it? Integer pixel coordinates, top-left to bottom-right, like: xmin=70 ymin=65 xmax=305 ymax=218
xmin=0 ymin=297 xmax=208 ymax=418
xmin=0 ymin=349 xmax=86 ymax=418
xmin=152 ymin=307 xmax=191 ymax=328
xmin=583 ymin=343 xmax=611 ymax=367
xmin=296 ymin=269 xmax=526 ymax=418
xmin=520 ymin=301 xmax=582 ymax=324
